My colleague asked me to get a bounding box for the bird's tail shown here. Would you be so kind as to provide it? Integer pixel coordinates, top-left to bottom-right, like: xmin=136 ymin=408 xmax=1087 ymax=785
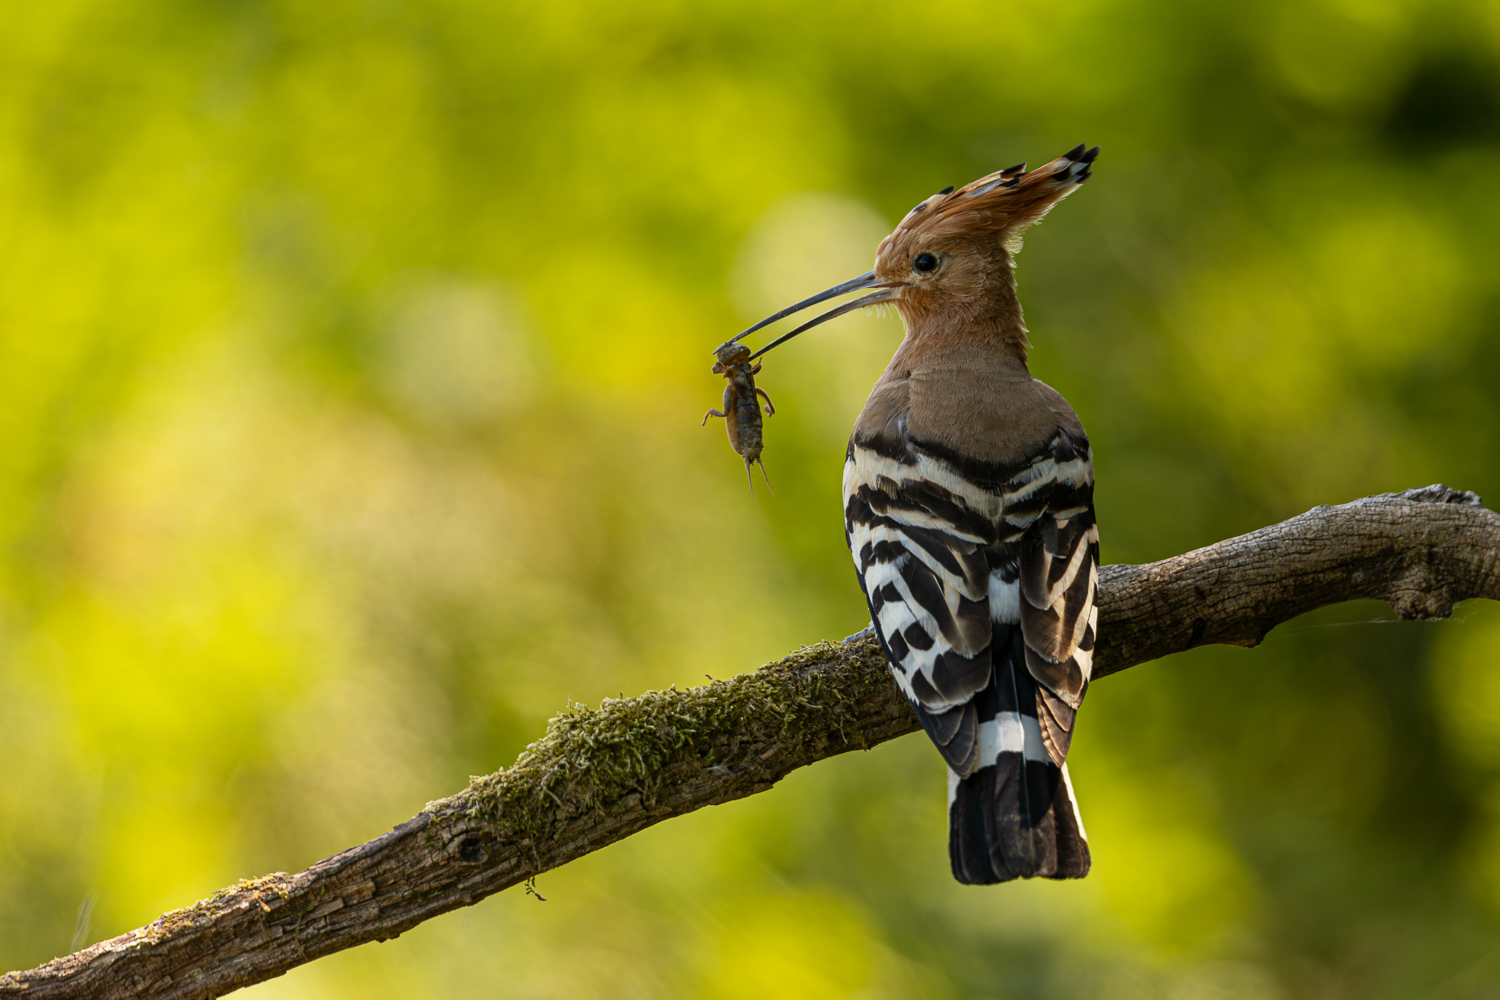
xmin=946 ymin=627 xmax=1090 ymax=884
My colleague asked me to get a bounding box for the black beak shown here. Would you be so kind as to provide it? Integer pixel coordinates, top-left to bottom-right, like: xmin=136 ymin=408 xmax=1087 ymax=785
xmin=716 ymin=271 xmax=898 ymax=360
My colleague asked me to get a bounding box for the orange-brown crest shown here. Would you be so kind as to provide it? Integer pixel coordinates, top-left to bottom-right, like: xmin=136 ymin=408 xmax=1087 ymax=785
xmin=872 ymin=145 xmax=1098 ymax=331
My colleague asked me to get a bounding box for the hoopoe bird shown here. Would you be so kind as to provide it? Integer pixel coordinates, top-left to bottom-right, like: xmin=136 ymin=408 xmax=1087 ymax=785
xmin=736 ymin=144 xmax=1100 ymax=883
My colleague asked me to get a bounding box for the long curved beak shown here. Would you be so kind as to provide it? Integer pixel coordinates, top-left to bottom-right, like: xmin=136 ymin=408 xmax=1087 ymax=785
xmin=746 ymin=286 xmax=898 ymax=360
xmin=716 ymin=270 xmax=899 ymax=359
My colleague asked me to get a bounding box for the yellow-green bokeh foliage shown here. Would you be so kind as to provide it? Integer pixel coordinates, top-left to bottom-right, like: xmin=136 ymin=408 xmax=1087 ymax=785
xmin=3 ymin=1 xmax=1500 ymax=998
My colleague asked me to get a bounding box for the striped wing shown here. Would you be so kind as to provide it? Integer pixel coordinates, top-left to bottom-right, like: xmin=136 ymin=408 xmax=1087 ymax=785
xmin=1003 ymin=430 xmax=1100 ymax=765
xmin=845 ymin=470 xmax=995 ymax=775
xmin=1021 ymin=511 xmax=1099 ymax=762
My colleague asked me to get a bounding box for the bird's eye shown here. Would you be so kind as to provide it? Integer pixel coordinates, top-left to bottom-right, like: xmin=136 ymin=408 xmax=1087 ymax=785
xmin=913 ymin=252 xmax=939 ymax=274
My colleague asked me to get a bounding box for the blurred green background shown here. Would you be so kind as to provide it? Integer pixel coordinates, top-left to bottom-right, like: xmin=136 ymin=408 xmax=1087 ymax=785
xmin=4 ymin=0 xmax=1500 ymax=997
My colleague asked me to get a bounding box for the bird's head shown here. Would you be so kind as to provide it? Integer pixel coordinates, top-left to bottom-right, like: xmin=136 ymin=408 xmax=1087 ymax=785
xmin=724 ymin=144 xmax=1098 ymax=359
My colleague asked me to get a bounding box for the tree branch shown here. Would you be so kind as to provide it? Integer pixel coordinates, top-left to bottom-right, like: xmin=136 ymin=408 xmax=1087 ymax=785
xmin=4 ymin=487 xmax=1497 ymax=1000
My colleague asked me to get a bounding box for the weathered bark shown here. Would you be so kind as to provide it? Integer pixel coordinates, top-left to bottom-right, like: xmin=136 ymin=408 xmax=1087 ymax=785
xmin=3 ymin=487 xmax=1496 ymax=1000
xmin=1093 ymin=485 xmax=1499 ymax=676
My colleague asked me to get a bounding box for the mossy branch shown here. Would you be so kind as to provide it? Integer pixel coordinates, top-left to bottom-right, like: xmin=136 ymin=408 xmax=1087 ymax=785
xmin=3 ymin=487 xmax=1498 ymax=1000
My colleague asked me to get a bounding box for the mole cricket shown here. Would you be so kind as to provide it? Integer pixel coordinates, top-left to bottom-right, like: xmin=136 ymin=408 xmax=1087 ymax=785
xmin=702 ymin=340 xmax=775 ymax=492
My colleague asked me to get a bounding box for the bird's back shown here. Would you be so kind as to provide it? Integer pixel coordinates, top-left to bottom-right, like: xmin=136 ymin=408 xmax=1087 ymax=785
xmin=844 ymin=342 xmax=1098 ymax=883
xmin=858 ymin=342 xmax=1087 ymax=470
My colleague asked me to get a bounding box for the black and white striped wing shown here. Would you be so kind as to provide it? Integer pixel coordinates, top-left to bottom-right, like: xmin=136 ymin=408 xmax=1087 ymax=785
xmin=998 ymin=430 xmax=1100 ymax=765
xmin=844 ymin=456 xmax=997 ymax=776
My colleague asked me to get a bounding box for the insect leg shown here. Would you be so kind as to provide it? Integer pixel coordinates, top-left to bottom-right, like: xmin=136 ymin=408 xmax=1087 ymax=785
xmin=756 ymin=458 xmax=775 ymax=496
xmin=755 ymin=387 xmax=775 ymax=417
xmin=701 ymin=408 xmax=726 ymax=426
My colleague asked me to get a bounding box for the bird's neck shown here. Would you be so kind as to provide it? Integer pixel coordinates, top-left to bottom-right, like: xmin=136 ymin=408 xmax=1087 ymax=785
xmin=898 ymin=311 xmax=1031 ymax=374
xmin=898 ymin=257 xmax=1031 ymax=367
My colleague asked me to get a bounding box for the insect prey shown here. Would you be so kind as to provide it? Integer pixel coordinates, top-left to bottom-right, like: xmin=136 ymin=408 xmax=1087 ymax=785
xmin=702 ymin=340 xmax=775 ymax=493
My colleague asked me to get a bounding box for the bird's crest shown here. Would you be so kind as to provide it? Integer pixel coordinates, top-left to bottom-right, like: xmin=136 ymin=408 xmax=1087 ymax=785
xmin=888 ymin=143 xmax=1099 ymax=252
